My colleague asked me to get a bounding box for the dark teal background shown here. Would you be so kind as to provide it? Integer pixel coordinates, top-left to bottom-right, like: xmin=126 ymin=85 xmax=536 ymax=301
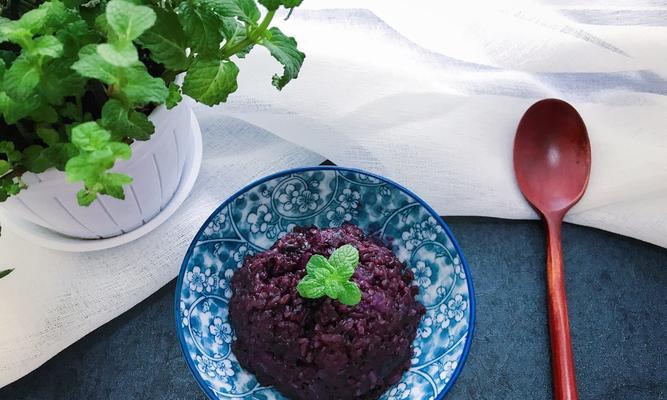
xmin=1 ymin=217 xmax=665 ymax=399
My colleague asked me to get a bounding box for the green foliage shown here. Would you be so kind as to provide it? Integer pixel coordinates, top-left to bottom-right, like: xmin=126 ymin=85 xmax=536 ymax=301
xmin=136 ymin=9 xmax=188 ymax=71
xmin=0 ymin=268 xmax=14 ymax=280
xmin=66 ymin=121 xmax=132 ymax=206
xmin=101 ymin=99 xmax=154 ymax=141
xmin=297 ymin=244 xmax=363 ymax=306
xmin=261 ymin=27 xmax=305 ymax=90
xmin=0 ymin=0 xmax=305 ymax=206
xmin=183 ymin=58 xmax=239 ymax=106
xmin=258 ymin=0 xmax=303 ymax=12
xmin=176 ymin=0 xmax=224 ymax=55
xmin=166 ymin=83 xmax=182 ymax=109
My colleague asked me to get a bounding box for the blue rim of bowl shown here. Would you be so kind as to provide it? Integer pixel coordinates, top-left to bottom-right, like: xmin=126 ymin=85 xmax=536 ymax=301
xmin=174 ymin=165 xmax=476 ymax=400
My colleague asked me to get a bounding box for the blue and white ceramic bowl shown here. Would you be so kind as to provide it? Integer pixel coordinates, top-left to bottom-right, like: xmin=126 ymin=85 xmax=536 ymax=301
xmin=175 ymin=166 xmax=475 ymax=400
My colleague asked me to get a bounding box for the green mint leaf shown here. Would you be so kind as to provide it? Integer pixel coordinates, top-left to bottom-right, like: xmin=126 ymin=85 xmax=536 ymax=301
xmin=107 ymin=142 xmax=132 ymax=160
xmin=4 ymin=55 xmax=40 ymax=99
xmin=66 ymin=154 xmax=99 ymax=181
xmin=0 ymin=174 xmax=18 ymax=200
xmin=284 ymin=0 xmax=303 ymax=7
xmin=306 ymin=254 xmax=334 ymax=281
xmin=258 ymin=0 xmax=301 ymax=11
xmin=9 ymin=151 xmax=22 ymax=163
xmin=101 ymin=99 xmax=154 ymax=141
xmin=72 ymin=45 xmax=119 ymax=85
xmin=83 ymin=149 xmax=114 ymax=166
xmin=176 ymin=0 xmax=224 ymax=55
xmin=97 ymin=42 xmax=138 ymax=67
xmin=0 ymin=20 xmax=21 ymax=43
xmin=71 ymin=121 xmax=111 ymax=151
xmin=257 ymin=0 xmax=281 ymax=11
xmin=297 ymin=244 xmax=362 ymax=306
xmin=329 ymin=244 xmax=359 ymax=270
xmin=0 ymin=92 xmax=41 ymax=124
xmin=43 ymin=143 xmax=78 ymax=170
xmin=166 ymin=83 xmax=182 ymax=109
xmin=260 ymin=27 xmax=304 ymax=90
xmin=42 ymin=59 xmax=87 ymax=105
xmin=329 ymin=248 xmax=359 ymax=281
xmin=182 ymin=58 xmax=239 ymax=106
xmin=105 ymin=172 xmax=132 ymax=186
xmin=101 ymin=172 xmax=132 ymax=199
xmin=137 ymin=8 xmax=189 ymax=71
xmin=121 ymin=66 xmax=168 ymax=105
xmin=2 ymin=0 xmax=66 ymax=39
xmin=41 ymin=0 xmax=69 ymax=32
xmin=0 ymin=19 xmax=10 ymax=43
xmin=0 ymin=268 xmax=14 ymax=280
xmin=338 ymin=281 xmax=362 ymax=306
xmin=31 ymin=104 xmax=58 ymax=124
xmin=216 ymin=0 xmax=261 ymax=24
xmin=37 ymin=128 xmax=61 ymax=146
xmin=296 ymin=276 xmax=325 ymax=299
xmin=234 ymin=44 xmax=254 ymax=59
xmin=23 ymin=145 xmax=52 ymax=173
xmin=16 ymin=8 xmax=48 ymax=33
xmin=3 ymin=178 xmax=23 ymax=196
xmin=0 ymin=142 xmax=14 ymax=155
xmin=95 ymin=13 xmax=112 ymax=38
xmin=2 ymin=27 xmax=32 ymax=49
xmin=0 ymin=160 xmax=9 ymax=176
xmin=324 ymin=279 xmax=342 ymax=300
xmin=105 ymin=0 xmax=156 ymax=42
xmin=76 ymin=188 xmax=97 ymax=206
xmin=66 ymin=127 xmax=132 ymax=206
xmin=30 ymin=35 xmax=64 ymax=59
xmin=57 ymin=19 xmax=97 ymax=58
xmin=60 ymin=101 xmax=80 ymax=121
xmin=102 ymin=182 xmax=124 ymax=199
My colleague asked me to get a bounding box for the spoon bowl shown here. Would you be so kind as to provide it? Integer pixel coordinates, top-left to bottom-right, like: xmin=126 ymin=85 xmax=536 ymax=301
xmin=513 ymin=98 xmax=591 ymax=400
xmin=514 ymin=99 xmax=591 ymax=216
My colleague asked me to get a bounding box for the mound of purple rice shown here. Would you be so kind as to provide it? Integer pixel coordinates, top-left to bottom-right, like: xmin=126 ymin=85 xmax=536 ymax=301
xmin=229 ymin=224 xmax=425 ymax=400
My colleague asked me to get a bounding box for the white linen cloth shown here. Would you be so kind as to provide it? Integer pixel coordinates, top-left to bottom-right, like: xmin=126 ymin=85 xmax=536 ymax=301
xmin=1 ymin=0 xmax=666 ymax=387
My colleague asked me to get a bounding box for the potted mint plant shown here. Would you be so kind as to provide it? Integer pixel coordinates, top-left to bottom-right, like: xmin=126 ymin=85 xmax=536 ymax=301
xmin=0 ymin=0 xmax=304 ymax=239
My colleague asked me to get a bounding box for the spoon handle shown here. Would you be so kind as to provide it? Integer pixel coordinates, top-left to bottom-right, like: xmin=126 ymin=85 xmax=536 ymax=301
xmin=546 ymin=218 xmax=578 ymax=400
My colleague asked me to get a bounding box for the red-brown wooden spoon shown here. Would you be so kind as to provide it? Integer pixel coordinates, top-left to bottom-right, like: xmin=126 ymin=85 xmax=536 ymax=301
xmin=513 ymin=99 xmax=591 ymax=400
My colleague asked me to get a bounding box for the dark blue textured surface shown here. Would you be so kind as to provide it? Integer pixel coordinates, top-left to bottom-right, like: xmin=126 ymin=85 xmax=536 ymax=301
xmin=1 ymin=217 xmax=666 ymax=400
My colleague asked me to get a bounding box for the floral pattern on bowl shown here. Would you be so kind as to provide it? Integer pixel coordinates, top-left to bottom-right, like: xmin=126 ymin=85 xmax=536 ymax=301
xmin=175 ymin=166 xmax=475 ymax=400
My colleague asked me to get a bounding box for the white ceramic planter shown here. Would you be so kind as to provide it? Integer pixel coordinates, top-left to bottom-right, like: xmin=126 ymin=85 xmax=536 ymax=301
xmin=0 ymin=101 xmax=198 ymax=239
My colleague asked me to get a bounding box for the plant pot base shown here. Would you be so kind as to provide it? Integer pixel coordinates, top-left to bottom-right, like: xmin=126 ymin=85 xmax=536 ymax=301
xmin=0 ymin=110 xmax=203 ymax=253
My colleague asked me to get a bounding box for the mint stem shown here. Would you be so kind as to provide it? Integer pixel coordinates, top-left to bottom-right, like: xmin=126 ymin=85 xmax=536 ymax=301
xmin=220 ymin=10 xmax=276 ymax=59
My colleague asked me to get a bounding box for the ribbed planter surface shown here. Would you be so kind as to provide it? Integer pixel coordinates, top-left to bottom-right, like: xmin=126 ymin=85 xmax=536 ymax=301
xmin=0 ymin=101 xmax=196 ymax=239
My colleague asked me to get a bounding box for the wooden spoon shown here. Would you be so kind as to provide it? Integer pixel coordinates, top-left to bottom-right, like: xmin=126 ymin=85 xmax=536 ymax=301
xmin=513 ymin=98 xmax=591 ymax=400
